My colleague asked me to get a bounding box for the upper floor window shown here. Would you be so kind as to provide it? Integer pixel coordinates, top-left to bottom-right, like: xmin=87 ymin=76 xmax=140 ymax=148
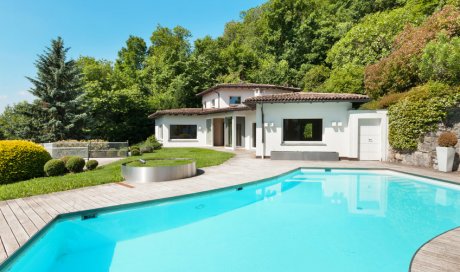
xmin=229 ymin=96 xmax=241 ymax=105
xmin=211 ymin=99 xmax=216 ymax=108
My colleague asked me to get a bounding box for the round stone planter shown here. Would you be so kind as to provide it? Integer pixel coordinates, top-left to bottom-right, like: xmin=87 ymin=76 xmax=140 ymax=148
xmin=121 ymin=159 xmax=196 ymax=183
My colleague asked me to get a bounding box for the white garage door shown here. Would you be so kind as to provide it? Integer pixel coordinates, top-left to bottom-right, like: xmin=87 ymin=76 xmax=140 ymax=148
xmin=359 ymin=119 xmax=381 ymax=161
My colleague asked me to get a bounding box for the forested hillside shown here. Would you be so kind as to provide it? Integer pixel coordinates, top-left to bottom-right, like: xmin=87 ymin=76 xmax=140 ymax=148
xmin=1 ymin=0 xmax=460 ymax=149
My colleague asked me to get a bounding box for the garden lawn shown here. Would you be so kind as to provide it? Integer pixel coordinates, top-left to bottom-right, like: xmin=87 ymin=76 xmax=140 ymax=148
xmin=0 ymin=148 xmax=234 ymax=201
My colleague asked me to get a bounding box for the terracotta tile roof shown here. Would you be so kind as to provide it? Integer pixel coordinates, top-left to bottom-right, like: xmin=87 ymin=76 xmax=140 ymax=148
xmin=196 ymin=83 xmax=301 ymax=97
xmin=148 ymin=105 xmax=252 ymax=119
xmin=244 ymin=92 xmax=370 ymax=105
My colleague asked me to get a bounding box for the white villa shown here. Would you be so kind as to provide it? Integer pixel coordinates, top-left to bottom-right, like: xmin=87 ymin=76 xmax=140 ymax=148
xmin=149 ymin=83 xmax=388 ymax=161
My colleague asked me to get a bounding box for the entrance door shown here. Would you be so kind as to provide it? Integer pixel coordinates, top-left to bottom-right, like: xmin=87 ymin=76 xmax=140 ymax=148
xmin=213 ymin=118 xmax=224 ymax=146
xmin=359 ymin=119 xmax=381 ymax=161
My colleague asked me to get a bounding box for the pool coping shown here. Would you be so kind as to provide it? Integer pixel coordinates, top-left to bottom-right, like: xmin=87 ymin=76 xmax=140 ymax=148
xmin=0 ymin=166 xmax=459 ymax=270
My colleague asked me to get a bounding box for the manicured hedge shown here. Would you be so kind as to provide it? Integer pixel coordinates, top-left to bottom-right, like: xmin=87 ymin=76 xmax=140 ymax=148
xmin=0 ymin=140 xmax=51 ymax=184
xmin=388 ymin=82 xmax=460 ymax=150
xmin=65 ymin=157 xmax=86 ymax=173
xmin=44 ymin=159 xmax=67 ymax=177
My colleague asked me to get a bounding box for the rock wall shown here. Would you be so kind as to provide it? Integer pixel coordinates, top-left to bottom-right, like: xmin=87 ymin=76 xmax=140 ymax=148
xmin=388 ymin=108 xmax=460 ymax=171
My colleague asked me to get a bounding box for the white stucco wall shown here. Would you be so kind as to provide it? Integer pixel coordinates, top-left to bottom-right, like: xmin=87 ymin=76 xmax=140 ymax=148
xmin=256 ymin=102 xmax=352 ymax=157
xmin=155 ymin=111 xmax=256 ymax=149
xmin=255 ymin=103 xmax=388 ymax=160
xmin=155 ymin=116 xmax=207 ymax=147
xmin=348 ymin=110 xmax=388 ymax=161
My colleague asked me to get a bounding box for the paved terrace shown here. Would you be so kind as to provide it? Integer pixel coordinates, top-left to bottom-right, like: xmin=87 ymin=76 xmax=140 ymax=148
xmin=0 ymin=150 xmax=459 ymax=271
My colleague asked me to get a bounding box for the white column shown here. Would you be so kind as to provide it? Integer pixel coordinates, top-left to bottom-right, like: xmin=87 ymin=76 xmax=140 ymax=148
xmin=232 ymin=114 xmax=237 ymax=150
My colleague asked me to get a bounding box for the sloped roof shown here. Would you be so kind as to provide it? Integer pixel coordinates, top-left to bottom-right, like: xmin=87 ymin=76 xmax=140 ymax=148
xmin=244 ymin=92 xmax=370 ymax=105
xmin=148 ymin=105 xmax=252 ymax=119
xmin=196 ymin=83 xmax=301 ymax=97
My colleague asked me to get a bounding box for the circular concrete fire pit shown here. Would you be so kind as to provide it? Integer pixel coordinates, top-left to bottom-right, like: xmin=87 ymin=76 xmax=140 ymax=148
xmin=121 ymin=158 xmax=196 ymax=183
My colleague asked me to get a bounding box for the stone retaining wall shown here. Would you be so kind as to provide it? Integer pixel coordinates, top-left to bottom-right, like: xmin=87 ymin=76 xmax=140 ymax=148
xmin=388 ymin=108 xmax=460 ymax=171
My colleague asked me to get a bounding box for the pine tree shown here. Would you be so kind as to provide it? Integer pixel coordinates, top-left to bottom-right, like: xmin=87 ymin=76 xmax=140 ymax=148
xmin=27 ymin=37 xmax=86 ymax=141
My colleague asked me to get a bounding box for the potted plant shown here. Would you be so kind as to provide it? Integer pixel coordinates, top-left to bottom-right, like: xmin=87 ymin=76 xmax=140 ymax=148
xmin=436 ymin=131 xmax=458 ymax=172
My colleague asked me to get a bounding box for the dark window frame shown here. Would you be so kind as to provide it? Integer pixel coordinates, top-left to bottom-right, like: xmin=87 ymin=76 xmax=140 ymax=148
xmin=229 ymin=96 xmax=242 ymax=105
xmin=282 ymin=119 xmax=323 ymax=142
xmin=169 ymin=125 xmax=198 ymax=140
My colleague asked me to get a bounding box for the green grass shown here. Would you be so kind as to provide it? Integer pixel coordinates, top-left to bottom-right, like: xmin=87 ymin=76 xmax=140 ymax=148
xmin=0 ymin=148 xmax=234 ymax=201
xmin=126 ymin=159 xmax=194 ymax=167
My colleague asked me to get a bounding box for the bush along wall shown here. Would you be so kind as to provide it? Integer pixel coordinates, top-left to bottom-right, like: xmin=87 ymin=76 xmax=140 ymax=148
xmin=388 ymin=83 xmax=460 ymax=169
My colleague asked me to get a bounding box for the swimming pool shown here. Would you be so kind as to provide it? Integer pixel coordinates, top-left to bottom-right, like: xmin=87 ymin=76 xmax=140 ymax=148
xmin=2 ymin=168 xmax=460 ymax=272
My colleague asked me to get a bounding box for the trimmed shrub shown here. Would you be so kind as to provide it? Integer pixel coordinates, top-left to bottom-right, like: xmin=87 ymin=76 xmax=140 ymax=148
xmin=143 ymin=135 xmax=162 ymax=151
xmin=388 ymin=82 xmax=460 ymax=150
xmin=44 ymin=159 xmax=66 ymax=177
xmin=60 ymin=156 xmax=73 ymax=164
xmin=85 ymin=160 xmax=99 ymax=171
xmin=65 ymin=157 xmax=86 ymax=173
xmin=438 ymin=131 xmax=458 ymax=147
xmin=0 ymin=140 xmax=52 ymax=184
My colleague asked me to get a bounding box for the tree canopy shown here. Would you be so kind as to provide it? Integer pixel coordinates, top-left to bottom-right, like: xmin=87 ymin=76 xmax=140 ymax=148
xmin=2 ymin=0 xmax=460 ymax=146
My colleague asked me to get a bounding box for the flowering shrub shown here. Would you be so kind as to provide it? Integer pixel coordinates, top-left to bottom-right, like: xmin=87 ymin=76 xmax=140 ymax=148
xmin=0 ymin=140 xmax=51 ymax=184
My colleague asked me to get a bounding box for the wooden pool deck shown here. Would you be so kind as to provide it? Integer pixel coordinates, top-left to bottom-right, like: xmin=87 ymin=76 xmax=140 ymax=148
xmin=0 ymin=150 xmax=459 ymax=270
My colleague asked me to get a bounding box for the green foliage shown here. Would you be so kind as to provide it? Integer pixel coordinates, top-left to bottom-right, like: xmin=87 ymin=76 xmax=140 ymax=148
xmin=0 ymin=101 xmax=45 ymax=141
xmin=365 ymin=5 xmax=460 ymax=98
xmin=65 ymin=157 xmax=86 ymax=173
xmin=327 ymin=7 xmax=423 ymax=69
xmin=303 ymin=123 xmax=313 ymax=139
xmin=322 ymin=64 xmax=365 ymax=94
xmin=388 ymin=82 xmax=460 ymax=151
xmin=44 ymin=159 xmax=67 ymax=177
xmin=85 ymin=160 xmax=99 ymax=171
xmin=0 ymin=140 xmax=52 ymax=184
xmin=143 ymin=135 xmax=162 ymax=150
xmin=0 ymin=148 xmax=233 ymax=200
xmin=419 ymin=34 xmax=460 ymax=84
xmin=301 ymin=65 xmax=330 ymax=91
xmin=26 ymin=37 xmax=86 ymax=142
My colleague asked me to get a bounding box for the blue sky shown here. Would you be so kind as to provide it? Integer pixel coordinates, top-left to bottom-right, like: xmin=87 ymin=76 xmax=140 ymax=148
xmin=0 ymin=0 xmax=266 ymax=112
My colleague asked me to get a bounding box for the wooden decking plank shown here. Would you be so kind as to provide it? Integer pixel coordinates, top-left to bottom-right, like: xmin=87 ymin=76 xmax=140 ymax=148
xmin=0 ymin=203 xmax=29 ymax=246
xmin=27 ymin=196 xmax=59 ymax=220
xmin=0 ymin=210 xmax=18 ymax=258
xmin=5 ymin=200 xmax=38 ymax=237
xmin=13 ymin=198 xmax=46 ymax=229
xmin=22 ymin=197 xmax=54 ymax=223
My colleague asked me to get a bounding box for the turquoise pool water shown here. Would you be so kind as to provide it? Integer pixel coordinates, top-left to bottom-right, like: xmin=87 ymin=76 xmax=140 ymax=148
xmin=3 ymin=169 xmax=460 ymax=272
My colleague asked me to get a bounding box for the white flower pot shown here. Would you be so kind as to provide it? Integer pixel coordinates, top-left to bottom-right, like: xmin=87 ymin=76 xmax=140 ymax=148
xmin=436 ymin=147 xmax=456 ymax=172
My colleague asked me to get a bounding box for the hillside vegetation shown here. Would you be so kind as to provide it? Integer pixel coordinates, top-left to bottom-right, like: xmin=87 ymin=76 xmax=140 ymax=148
xmin=1 ymin=0 xmax=460 ymax=151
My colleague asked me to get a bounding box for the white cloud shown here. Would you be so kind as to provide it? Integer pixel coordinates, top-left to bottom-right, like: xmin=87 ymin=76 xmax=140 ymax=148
xmin=18 ymin=91 xmax=28 ymax=97
xmin=0 ymin=95 xmax=8 ymax=101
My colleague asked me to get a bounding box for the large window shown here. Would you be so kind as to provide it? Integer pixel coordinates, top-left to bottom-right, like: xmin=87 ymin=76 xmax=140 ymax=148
xmin=229 ymin=96 xmax=241 ymax=105
xmin=170 ymin=125 xmax=197 ymax=140
xmin=283 ymin=119 xmax=322 ymax=142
